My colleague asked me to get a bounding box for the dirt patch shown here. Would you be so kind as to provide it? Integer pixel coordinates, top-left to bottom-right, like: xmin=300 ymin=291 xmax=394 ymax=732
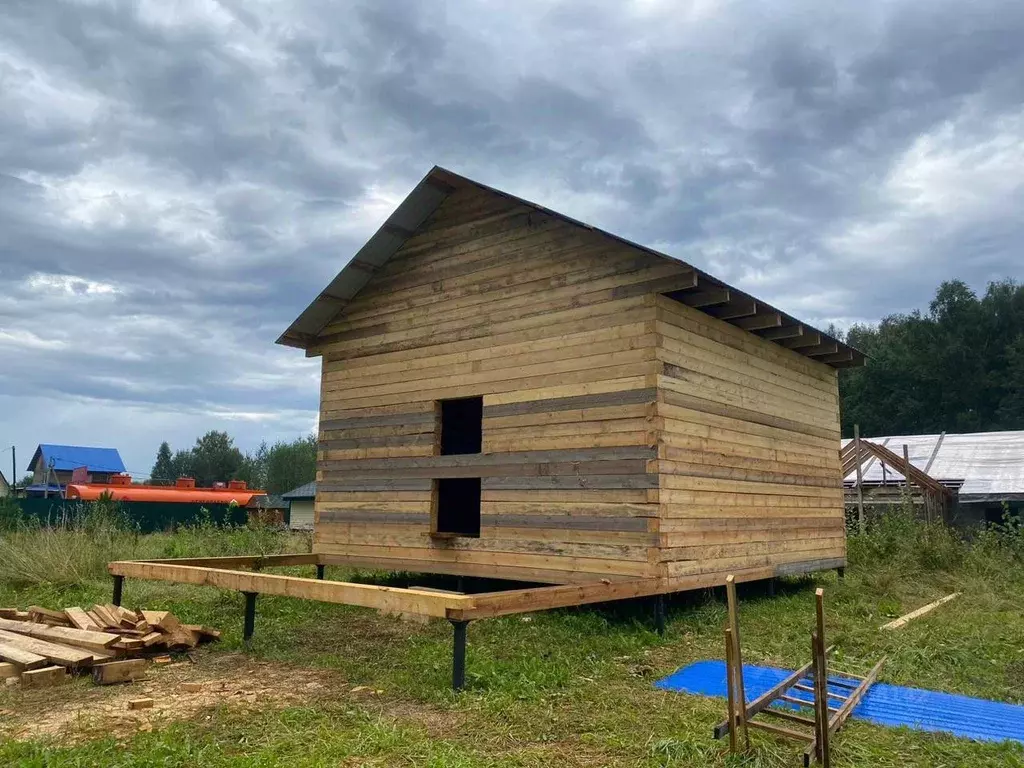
xmin=0 ymin=650 xmax=342 ymax=743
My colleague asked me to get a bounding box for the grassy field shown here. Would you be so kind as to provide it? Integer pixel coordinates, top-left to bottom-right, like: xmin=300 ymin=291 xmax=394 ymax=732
xmin=0 ymin=502 xmax=1022 ymax=767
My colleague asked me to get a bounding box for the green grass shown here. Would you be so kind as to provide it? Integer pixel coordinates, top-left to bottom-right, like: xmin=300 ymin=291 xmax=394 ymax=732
xmin=1 ymin=509 xmax=1023 ymax=766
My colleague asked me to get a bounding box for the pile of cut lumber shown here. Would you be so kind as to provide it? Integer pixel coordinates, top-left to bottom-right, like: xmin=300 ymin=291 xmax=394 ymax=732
xmin=0 ymin=605 xmax=219 ymax=689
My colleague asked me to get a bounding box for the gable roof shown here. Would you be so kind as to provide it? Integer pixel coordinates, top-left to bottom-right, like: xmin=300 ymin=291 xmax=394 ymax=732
xmin=278 ymin=166 xmax=863 ymax=368
xmin=0 ymin=470 xmax=8 ymax=491
xmin=28 ymin=444 xmax=126 ymax=474
xmin=282 ymin=481 xmax=316 ymax=500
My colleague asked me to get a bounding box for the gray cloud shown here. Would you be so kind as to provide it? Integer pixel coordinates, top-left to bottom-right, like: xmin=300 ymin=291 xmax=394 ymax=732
xmin=1 ymin=0 xmax=1023 ymax=476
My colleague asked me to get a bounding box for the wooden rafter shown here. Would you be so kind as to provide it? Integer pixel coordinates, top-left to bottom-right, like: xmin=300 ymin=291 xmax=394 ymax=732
xmin=841 ymin=439 xmax=953 ymax=498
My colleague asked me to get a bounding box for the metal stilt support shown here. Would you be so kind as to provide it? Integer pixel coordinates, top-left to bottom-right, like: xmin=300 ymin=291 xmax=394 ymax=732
xmin=450 ymin=619 xmax=469 ymax=691
xmin=243 ymin=591 xmax=258 ymax=643
xmin=836 ymin=567 xmax=845 ymax=580
xmin=316 ymin=564 xmax=325 ymax=580
xmin=112 ymin=575 xmax=124 ymax=607
xmin=767 ymin=578 xmax=776 ymax=598
xmin=654 ymin=593 xmax=666 ymax=635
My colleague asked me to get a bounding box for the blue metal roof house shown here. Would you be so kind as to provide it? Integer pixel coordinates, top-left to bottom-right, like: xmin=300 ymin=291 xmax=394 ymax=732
xmin=25 ymin=444 xmax=126 ymax=496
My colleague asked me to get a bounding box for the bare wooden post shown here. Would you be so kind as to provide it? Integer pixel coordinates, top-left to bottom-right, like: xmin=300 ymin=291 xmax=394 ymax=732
xmin=724 ymin=627 xmax=738 ymax=754
xmin=725 ymin=575 xmax=749 ymax=749
xmin=813 ymin=589 xmax=831 ymax=767
xmin=902 ymin=444 xmax=913 ymax=515
xmin=853 ymin=424 xmax=865 ymax=534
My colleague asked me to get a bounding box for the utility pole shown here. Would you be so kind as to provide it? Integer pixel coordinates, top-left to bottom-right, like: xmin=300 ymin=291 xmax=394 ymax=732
xmin=11 ymin=446 xmax=15 ymax=495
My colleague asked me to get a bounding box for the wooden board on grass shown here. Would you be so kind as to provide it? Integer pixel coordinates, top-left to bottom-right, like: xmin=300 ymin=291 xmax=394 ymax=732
xmin=21 ymin=665 xmax=67 ymax=688
xmin=93 ymin=659 xmax=149 ymax=685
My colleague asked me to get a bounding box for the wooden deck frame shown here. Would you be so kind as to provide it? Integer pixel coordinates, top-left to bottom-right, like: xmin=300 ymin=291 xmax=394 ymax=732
xmin=107 ymin=554 xmax=843 ymax=690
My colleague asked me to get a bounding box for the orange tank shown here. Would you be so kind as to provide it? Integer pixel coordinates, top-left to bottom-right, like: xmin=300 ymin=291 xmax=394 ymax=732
xmin=66 ymin=476 xmax=265 ymax=506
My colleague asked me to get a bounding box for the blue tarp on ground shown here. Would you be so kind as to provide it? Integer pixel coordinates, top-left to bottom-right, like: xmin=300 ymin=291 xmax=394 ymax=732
xmin=656 ymin=660 xmax=1024 ymax=745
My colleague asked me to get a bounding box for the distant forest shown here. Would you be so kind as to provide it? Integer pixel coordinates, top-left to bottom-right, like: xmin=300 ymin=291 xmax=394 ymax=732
xmin=838 ymin=279 xmax=1024 ymax=438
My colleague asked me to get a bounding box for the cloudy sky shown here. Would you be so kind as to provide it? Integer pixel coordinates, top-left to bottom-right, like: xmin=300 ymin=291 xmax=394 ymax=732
xmin=2 ymin=0 xmax=1023 ymax=481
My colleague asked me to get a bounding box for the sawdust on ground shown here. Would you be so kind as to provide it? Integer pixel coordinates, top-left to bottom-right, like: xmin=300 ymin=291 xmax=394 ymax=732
xmin=0 ymin=650 xmax=341 ymax=743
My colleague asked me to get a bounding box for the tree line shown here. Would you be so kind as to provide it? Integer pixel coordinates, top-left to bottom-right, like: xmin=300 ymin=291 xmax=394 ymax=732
xmin=838 ymin=279 xmax=1024 ymax=437
xmin=150 ymin=432 xmax=316 ymax=496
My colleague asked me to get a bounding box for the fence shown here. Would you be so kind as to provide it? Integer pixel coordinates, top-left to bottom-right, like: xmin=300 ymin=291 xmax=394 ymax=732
xmin=13 ymin=497 xmax=249 ymax=534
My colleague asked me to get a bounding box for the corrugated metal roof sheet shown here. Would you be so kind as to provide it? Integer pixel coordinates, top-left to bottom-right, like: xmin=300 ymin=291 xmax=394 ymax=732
xmin=842 ymin=430 xmax=1024 ymax=502
xmin=282 ymin=481 xmax=316 ymax=500
xmin=28 ymin=444 xmax=126 ymax=473
xmin=278 ymin=166 xmax=864 ymax=368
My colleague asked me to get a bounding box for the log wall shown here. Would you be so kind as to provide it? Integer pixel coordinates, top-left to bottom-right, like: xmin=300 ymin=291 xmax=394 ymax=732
xmin=308 ymin=184 xmax=846 ymax=586
xmin=653 ymin=296 xmax=846 ymax=579
xmin=311 ymin=186 xmax=691 ymax=583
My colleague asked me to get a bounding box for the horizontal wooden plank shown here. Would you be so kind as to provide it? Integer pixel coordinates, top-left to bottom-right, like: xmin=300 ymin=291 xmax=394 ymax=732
xmin=323 ymin=459 xmax=652 ymax=482
xmin=309 ymin=544 xmax=655 ymax=576
xmin=483 ymin=387 xmax=657 ymax=418
xmin=107 ymin=562 xmax=473 ymax=618
xmin=321 ymin=447 xmax=655 ymax=472
xmin=318 ymin=510 xmax=650 ymax=531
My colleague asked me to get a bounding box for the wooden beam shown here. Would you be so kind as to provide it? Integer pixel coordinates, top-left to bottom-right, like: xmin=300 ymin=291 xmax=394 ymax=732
xmin=779 ymin=332 xmax=821 ymax=350
xmin=0 ymin=617 xmax=118 ymax=650
xmin=0 ymin=629 xmax=94 ymax=667
xmin=817 ymin=350 xmax=854 ymax=365
xmin=758 ymin=324 xmax=804 ymax=341
xmin=732 ymin=312 xmax=783 ymax=331
xmin=879 ymin=593 xmax=960 ymax=631
xmin=802 ymin=342 xmax=841 ymax=357
xmin=93 ymin=659 xmax=149 ymax=685
xmin=0 ymin=640 xmax=48 ymax=670
xmin=707 ymin=298 xmax=757 ymax=320
xmin=726 ymin=575 xmax=750 ymax=749
xmin=679 ymin=288 xmax=731 ymax=308
xmin=131 ymin=554 xmax=320 ymax=569
xmin=854 ymin=424 xmax=865 ymax=535
xmin=108 ymin=561 xmax=473 ymax=618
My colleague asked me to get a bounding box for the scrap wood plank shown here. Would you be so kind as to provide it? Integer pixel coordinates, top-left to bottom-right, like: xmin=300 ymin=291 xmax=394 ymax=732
xmin=0 ymin=609 xmax=28 ymax=621
xmin=879 ymin=593 xmax=960 ymax=631
xmin=183 ymin=624 xmax=221 ymax=641
xmin=0 ymin=662 xmax=17 ymax=679
xmin=90 ymin=605 xmax=120 ymax=629
xmin=141 ymin=610 xmax=180 ymax=633
xmin=21 ymin=665 xmax=67 ymax=689
xmin=93 ymin=658 xmax=149 ymax=685
xmin=64 ymin=607 xmax=101 ymax=632
xmin=0 ymin=629 xmax=95 ymax=667
xmin=0 ymin=640 xmax=48 ymax=670
xmin=28 ymin=606 xmax=70 ymax=625
xmin=140 ymin=632 xmax=165 ymax=647
xmin=0 ymin=617 xmax=119 ymax=650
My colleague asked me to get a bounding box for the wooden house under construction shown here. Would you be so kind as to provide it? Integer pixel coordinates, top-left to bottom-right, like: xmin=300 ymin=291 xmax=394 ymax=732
xmin=277 ymin=167 xmax=863 ymax=587
xmin=109 ymin=166 xmax=865 ymax=688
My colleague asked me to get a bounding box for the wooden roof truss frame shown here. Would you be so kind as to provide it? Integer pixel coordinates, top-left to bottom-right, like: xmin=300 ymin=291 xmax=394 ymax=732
xmin=841 ymin=438 xmax=955 ymax=524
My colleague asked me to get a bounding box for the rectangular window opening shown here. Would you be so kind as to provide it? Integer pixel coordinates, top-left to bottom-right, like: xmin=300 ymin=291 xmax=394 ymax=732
xmin=433 ymin=396 xmax=483 ymax=537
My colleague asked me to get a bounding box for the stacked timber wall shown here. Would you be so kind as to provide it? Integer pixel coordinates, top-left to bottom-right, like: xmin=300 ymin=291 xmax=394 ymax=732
xmin=311 ymin=186 xmax=696 ymax=584
xmin=652 ymin=295 xmax=846 ymax=582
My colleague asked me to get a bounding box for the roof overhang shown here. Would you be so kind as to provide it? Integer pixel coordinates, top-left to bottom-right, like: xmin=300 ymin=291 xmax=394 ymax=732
xmin=277 ymin=166 xmax=865 ymax=368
